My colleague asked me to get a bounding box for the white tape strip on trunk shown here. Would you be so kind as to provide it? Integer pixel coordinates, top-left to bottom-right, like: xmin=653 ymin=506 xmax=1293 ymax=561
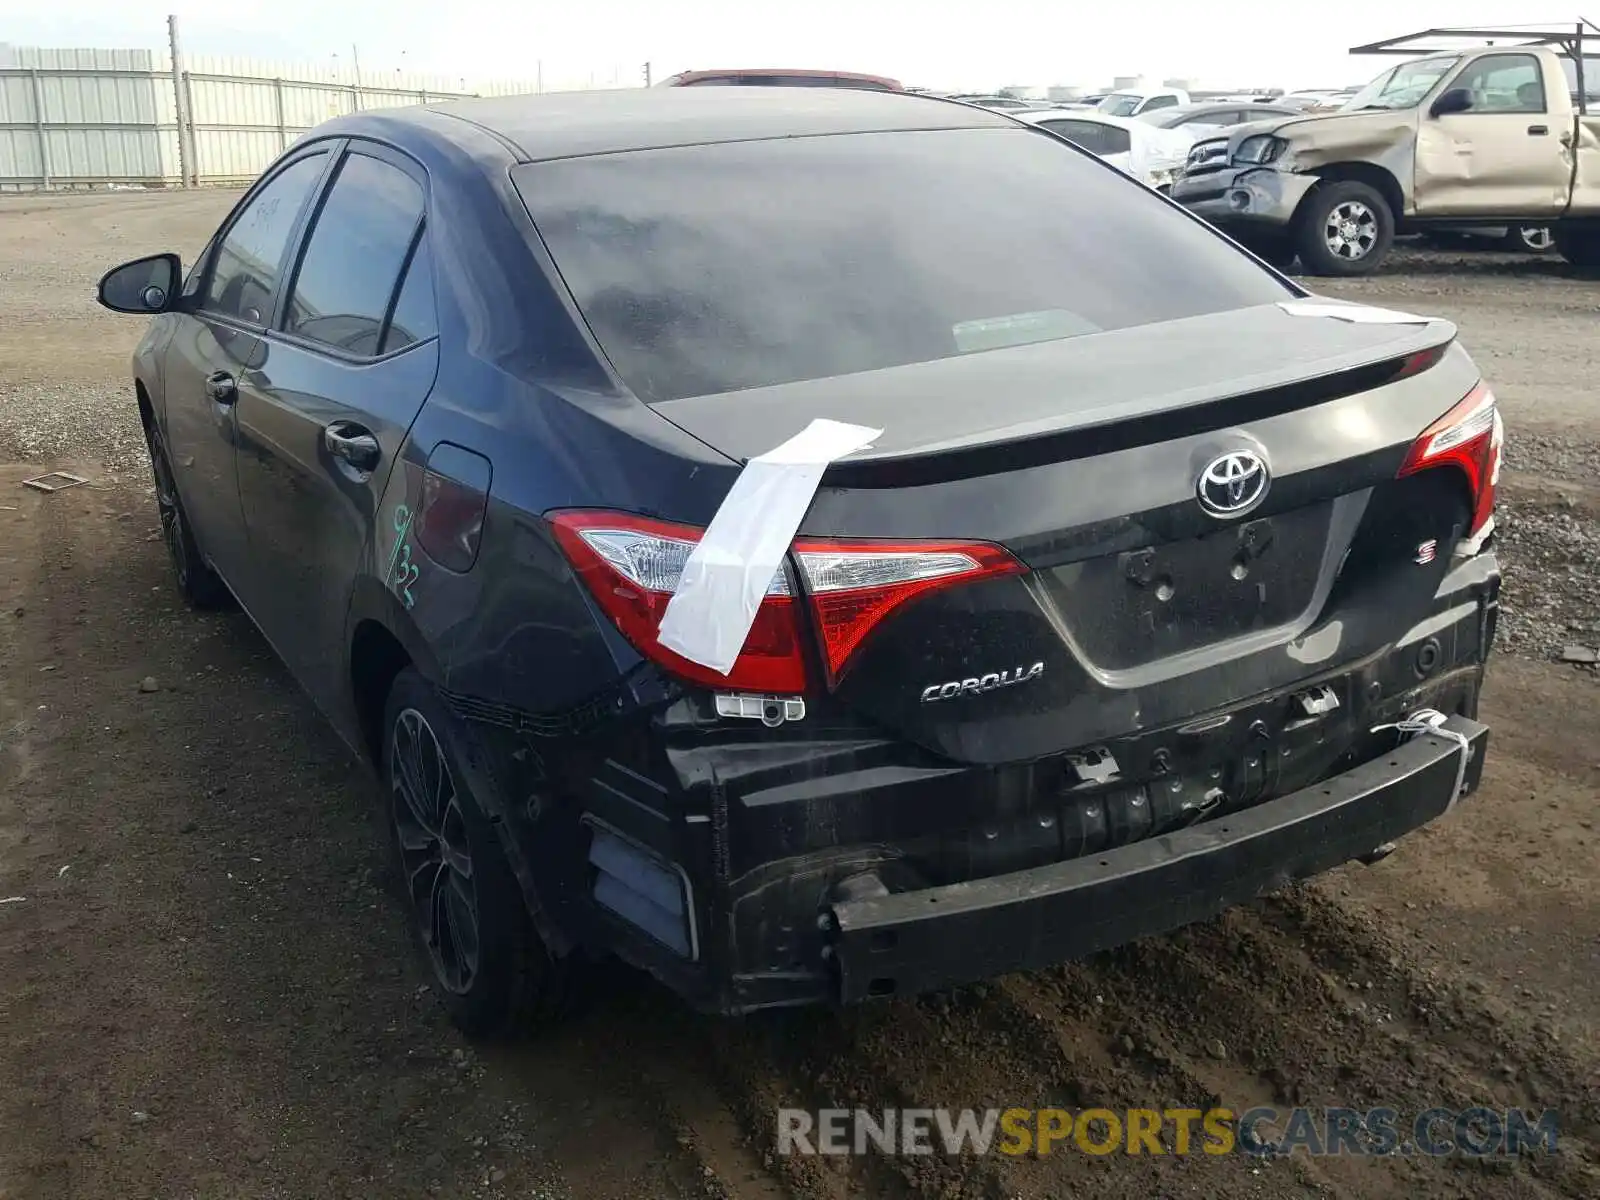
xmin=656 ymin=418 xmax=882 ymax=675
xmin=1277 ymin=299 xmax=1430 ymax=324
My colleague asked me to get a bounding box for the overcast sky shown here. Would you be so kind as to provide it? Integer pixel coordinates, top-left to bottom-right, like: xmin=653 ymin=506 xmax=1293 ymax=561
xmin=4 ymin=1 xmax=1582 ymax=92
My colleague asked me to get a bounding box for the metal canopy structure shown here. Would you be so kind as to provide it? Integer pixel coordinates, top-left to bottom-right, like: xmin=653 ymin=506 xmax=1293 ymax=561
xmin=1348 ymin=21 xmax=1598 ymax=57
xmin=1348 ymin=22 xmax=1600 ymax=113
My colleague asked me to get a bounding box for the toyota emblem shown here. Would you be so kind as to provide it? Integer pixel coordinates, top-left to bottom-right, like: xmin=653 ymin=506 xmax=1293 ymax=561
xmin=1197 ymin=450 xmax=1270 ymax=517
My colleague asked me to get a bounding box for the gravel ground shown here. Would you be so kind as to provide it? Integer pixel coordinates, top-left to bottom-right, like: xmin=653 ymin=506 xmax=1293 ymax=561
xmin=1 ymin=191 xmax=1596 ymax=1200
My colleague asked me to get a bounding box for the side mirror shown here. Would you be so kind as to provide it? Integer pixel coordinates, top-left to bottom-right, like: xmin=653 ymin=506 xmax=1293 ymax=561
xmin=1430 ymin=88 xmax=1473 ymax=117
xmin=96 ymin=253 xmax=182 ymax=315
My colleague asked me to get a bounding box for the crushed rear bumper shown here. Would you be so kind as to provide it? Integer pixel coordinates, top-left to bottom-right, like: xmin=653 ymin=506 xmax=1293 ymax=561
xmin=827 ymin=713 xmax=1487 ymax=1003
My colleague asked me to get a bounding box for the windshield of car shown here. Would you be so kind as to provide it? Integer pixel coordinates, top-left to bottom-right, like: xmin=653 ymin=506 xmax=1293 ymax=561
xmin=514 ymin=128 xmax=1293 ymax=403
xmin=1096 ymin=93 xmax=1144 ymax=116
xmin=1343 ymin=56 xmax=1460 ymax=110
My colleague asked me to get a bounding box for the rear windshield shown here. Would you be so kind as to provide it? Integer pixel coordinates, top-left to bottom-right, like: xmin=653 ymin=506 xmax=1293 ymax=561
xmin=514 ymin=127 xmax=1292 ymax=403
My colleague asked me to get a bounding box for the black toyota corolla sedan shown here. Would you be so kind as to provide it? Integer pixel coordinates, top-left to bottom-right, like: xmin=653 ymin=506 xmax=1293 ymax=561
xmin=97 ymin=87 xmax=1501 ymax=1034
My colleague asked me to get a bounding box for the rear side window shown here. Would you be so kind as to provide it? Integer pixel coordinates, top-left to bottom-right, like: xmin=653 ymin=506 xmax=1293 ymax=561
xmin=516 ymin=127 xmax=1290 ymax=403
xmin=203 ymin=153 xmax=326 ymax=325
xmin=1038 ymin=119 xmax=1118 ymax=154
xmin=283 ymin=152 xmax=425 ymax=356
xmin=382 ymin=230 xmax=437 ymax=353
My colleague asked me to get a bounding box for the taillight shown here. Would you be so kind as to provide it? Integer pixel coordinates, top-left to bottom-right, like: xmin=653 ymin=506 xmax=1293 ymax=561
xmin=549 ymin=511 xmax=1026 ymax=694
xmin=548 ymin=511 xmax=808 ymax=693
xmin=792 ymin=539 xmax=1026 ymax=686
xmin=1397 ymin=381 xmax=1502 ymax=539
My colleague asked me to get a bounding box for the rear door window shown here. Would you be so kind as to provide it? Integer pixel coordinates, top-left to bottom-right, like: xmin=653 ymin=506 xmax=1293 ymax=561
xmin=202 ymin=153 xmax=327 ymax=326
xmin=1037 ymin=119 xmax=1115 ymax=154
xmin=381 ymin=230 xmax=437 ymax=353
xmin=515 ymin=127 xmax=1292 ymax=403
xmin=282 ymin=151 xmax=426 ymax=356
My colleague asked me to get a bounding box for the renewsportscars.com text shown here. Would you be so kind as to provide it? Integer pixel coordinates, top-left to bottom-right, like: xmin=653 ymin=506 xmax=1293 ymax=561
xmin=777 ymin=1106 xmax=1560 ymax=1158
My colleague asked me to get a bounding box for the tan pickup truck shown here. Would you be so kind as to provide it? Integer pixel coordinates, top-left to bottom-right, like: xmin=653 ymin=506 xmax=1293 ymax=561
xmin=1172 ymin=27 xmax=1600 ymax=275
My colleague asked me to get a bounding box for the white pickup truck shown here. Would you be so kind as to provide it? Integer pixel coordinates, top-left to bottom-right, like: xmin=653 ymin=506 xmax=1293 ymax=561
xmin=1093 ymin=87 xmax=1191 ymax=117
xmin=1171 ymin=26 xmax=1600 ymax=275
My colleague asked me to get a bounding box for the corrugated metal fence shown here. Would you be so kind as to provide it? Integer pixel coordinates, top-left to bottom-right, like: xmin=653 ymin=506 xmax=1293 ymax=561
xmin=0 ymin=45 xmax=573 ymax=190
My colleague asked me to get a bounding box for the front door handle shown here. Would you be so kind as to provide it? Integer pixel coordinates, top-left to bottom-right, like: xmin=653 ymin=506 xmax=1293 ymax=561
xmin=324 ymin=423 xmax=381 ymax=473
xmin=205 ymin=370 xmax=237 ymax=405
xmin=1528 ymin=124 xmax=1549 ymax=136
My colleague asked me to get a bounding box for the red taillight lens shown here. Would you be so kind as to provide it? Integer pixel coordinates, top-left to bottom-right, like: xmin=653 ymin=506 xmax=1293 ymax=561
xmin=1397 ymin=381 xmax=1502 ymax=538
xmin=792 ymin=539 xmax=1027 ymax=685
xmin=547 ymin=510 xmax=808 ymax=693
xmin=550 ymin=511 xmax=1028 ymax=695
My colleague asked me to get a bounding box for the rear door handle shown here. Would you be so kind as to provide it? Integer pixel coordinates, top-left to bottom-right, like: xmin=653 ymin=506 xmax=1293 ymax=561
xmin=205 ymin=370 xmax=237 ymax=405
xmin=1528 ymin=124 xmax=1549 ymax=136
xmin=323 ymin=422 xmax=381 ymax=473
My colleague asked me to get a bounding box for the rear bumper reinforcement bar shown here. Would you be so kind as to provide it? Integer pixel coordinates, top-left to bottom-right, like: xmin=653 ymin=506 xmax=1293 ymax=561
xmin=828 ymin=714 xmax=1488 ymax=1003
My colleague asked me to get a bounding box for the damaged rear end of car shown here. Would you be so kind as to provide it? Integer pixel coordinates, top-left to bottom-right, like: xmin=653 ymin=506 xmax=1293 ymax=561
xmin=458 ymin=110 xmax=1501 ymax=1014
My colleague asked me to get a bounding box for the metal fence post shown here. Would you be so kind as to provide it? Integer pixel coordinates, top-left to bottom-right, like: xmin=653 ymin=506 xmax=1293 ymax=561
xmin=274 ymin=77 xmax=287 ymax=150
xmin=29 ymin=68 xmax=51 ymax=189
xmin=182 ymin=70 xmax=198 ymax=185
xmin=168 ymin=14 xmax=190 ymax=187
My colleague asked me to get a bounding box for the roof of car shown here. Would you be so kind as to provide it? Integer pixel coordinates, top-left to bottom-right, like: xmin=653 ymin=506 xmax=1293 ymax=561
xmin=1162 ymin=101 xmax=1289 ymax=115
xmin=1010 ymin=108 xmax=1139 ymax=129
xmin=411 ymin=86 xmax=1010 ymax=163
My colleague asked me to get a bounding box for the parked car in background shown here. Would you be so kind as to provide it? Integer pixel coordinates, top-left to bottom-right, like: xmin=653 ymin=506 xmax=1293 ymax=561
xmin=1139 ymin=101 xmax=1302 ymax=135
xmin=659 ymin=68 xmax=903 ymax=90
xmin=1170 ymin=32 xmax=1600 ymax=275
xmin=92 ymin=85 xmax=1502 ymax=1029
xmin=1096 ymin=87 xmax=1191 ymax=116
xmin=951 ymin=94 xmax=1042 ymax=110
xmin=1278 ymin=89 xmax=1359 ymax=111
xmin=1013 ymin=108 xmax=1196 ymax=190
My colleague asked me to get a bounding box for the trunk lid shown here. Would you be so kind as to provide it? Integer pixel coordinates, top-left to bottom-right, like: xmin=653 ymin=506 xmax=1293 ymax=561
xmin=653 ymin=304 xmax=1476 ymax=765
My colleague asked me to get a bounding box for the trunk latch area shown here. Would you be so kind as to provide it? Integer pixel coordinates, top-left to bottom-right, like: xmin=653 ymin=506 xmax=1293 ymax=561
xmin=1294 ymin=684 xmax=1341 ymax=717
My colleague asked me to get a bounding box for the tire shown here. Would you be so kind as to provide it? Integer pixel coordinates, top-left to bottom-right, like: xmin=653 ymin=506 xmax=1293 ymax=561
xmin=1554 ymin=223 xmax=1600 ymax=269
xmin=1502 ymin=225 xmax=1554 ymax=254
xmin=382 ymin=667 xmax=574 ymax=1037
xmin=144 ymin=417 xmax=232 ymax=609
xmin=1293 ymin=181 xmax=1395 ymax=277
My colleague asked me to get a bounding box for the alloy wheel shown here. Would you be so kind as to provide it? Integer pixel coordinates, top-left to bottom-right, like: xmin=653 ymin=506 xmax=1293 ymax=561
xmin=390 ymin=707 xmax=480 ymax=995
xmin=1323 ymin=200 xmax=1378 ymax=260
xmin=1518 ymin=226 xmax=1554 ymax=253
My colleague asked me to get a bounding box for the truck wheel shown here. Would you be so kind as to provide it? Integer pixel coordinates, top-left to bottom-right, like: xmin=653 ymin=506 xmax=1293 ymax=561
xmin=1554 ymin=224 xmax=1600 ymax=269
xmin=1294 ymin=181 xmax=1394 ymax=277
xmin=1503 ymin=225 xmax=1554 ymax=253
xmin=382 ymin=667 xmax=576 ymax=1037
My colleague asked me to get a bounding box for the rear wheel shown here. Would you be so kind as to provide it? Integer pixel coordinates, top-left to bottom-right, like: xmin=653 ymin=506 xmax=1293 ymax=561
xmin=144 ymin=418 xmax=231 ymax=608
xmin=382 ymin=668 xmax=575 ymax=1037
xmin=1503 ymin=225 xmax=1554 ymax=253
xmin=1294 ymin=181 xmax=1394 ymax=277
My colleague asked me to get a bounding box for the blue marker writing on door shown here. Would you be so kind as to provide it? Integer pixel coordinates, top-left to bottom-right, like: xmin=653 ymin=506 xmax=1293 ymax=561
xmin=386 ymin=503 xmax=420 ymax=609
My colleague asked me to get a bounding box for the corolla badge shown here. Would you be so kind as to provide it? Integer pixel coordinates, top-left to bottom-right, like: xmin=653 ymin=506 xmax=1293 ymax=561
xmin=920 ymin=662 xmax=1044 ymax=704
xmin=1196 ymin=450 xmax=1270 ymax=517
